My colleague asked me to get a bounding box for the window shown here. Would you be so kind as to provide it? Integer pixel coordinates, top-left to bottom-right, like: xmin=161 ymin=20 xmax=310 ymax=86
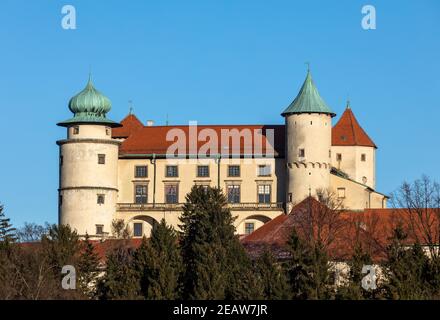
xmin=97 ymin=194 xmax=105 ymax=204
xmin=165 ymin=184 xmax=178 ymax=204
xmin=361 ymin=154 xmax=366 ymax=162
xmin=135 ymin=165 xmax=148 ymax=178
xmin=228 ymin=165 xmax=240 ymax=177
xmin=337 ymin=188 xmax=346 ymax=199
xmin=258 ymin=185 xmax=271 ymax=203
xmin=245 ymin=222 xmax=255 ymax=235
xmin=227 ymin=185 xmax=240 ymax=203
xmin=298 ymin=149 xmax=305 ymax=157
xmin=133 ymin=223 xmax=143 ymax=237
xmin=329 ymin=150 xmax=331 ymax=158
xmin=336 ymin=153 xmax=342 ymax=161
xmin=197 ymin=165 xmax=209 ymax=177
xmin=258 ymin=165 xmax=271 ymax=177
xmin=98 ymin=154 xmax=106 ymax=164
xmin=166 ymin=165 xmax=178 ymax=177
xmin=60 ymin=155 xmax=63 ymax=166
xmin=288 ymin=193 xmax=292 ymax=202
xmin=105 ymin=127 xmax=111 ymax=136
xmin=96 ymin=225 xmax=104 ymax=235
xmin=73 ymin=126 xmax=79 ymax=135
xmin=135 ymin=185 xmax=147 ymax=204
xmin=59 ymin=195 xmax=63 ymax=206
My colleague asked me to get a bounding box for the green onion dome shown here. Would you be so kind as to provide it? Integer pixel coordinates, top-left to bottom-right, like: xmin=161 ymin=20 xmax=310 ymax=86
xmin=58 ymin=75 xmax=120 ymax=127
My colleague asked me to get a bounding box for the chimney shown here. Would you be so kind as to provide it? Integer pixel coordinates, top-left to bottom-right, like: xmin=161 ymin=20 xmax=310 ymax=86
xmin=146 ymin=120 xmax=154 ymax=127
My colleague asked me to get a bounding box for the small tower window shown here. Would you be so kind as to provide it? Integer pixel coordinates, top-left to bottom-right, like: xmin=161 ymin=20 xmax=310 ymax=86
xmin=105 ymin=127 xmax=111 ymax=136
xmin=73 ymin=126 xmax=79 ymax=135
xmin=361 ymin=154 xmax=366 ymax=162
xmin=298 ymin=149 xmax=305 ymax=157
xmin=336 ymin=153 xmax=342 ymax=161
xmin=98 ymin=154 xmax=106 ymax=164
xmin=310 ymin=121 xmax=313 ymax=125
xmin=329 ymin=150 xmax=331 ymax=158
xmin=60 ymin=155 xmax=63 ymax=166
xmin=337 ymin=188 xmax=346 ymax=199
xmin=97 ymin=194 xmax=105 ymax=204
xmin=96 ymin=225 xmax=104 ymax=235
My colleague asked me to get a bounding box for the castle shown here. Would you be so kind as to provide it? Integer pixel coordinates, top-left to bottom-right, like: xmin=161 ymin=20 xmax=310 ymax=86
xmin=57 ymin=70 xmax=388 ymax=239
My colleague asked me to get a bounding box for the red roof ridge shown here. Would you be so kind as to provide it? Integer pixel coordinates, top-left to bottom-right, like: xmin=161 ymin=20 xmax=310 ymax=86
xmin=332 ymin=107 xmax=376 ymax=148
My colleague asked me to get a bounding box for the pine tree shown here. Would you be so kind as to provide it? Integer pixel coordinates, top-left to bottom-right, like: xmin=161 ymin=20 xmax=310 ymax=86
xmin=255 ymin=248 xmax=290 ymax=299
xmin=285 ymin=229 xmax=333 ymax=299
xmin=97 ymin=246 xmax=140 ymax=300
xmin=336 ymin=244 xmax=374 ymax=300
xmin=78 ymin=233 xmax=100 ymax=299
xmin=41 ymin=224 xmax=80 ymax=276
xmin=133 ymin=219 xmax=182 ymax=300
xmin=0 ymin=204 xmax=17 ymax=247
xmin=180 ymin=185 xmax=251 ymax=300
xmin=382 ymin=227 xmax=430 ymax=299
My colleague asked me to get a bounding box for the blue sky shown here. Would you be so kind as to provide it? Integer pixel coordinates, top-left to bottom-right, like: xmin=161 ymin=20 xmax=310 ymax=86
xmin=0 ymin=0 xmax=439 ymax=227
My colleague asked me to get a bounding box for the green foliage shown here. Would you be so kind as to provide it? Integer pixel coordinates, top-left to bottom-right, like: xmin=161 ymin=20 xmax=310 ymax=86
xmin=382 ymin=227 xmax=431 ymax=299
xmin=0 ymin=205 xmax=17 ymax=247
xmin=255 ymin=248 xmax=290 ymax=299
xmin=285 ymin=229 xmax=333 ymax=299
xmin=97 ymin=246 xmax=140 ymax=300
xmin=41 ymin=224 xmax=80 ymax=273
xmin=78 ymin=234 xmax=100 ymax=298
xmin=133 ymin=219 xmax=182 ymax=299
xmin=180 ymin=186 xmax=257 ymax=300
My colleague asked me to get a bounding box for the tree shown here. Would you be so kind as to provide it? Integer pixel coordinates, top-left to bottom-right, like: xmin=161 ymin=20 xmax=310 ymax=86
xmin=255 ymin=248 xmax=290 ymax=299
xmin=0 ymin=204 xmax=17 ymax=247
xmin=111 ymin=219 xmax=131 ymax=239
xmin=41 ymin=224 xmax=80 ymax=273
xmin=78 ymin=234 xmax=100 ymax=299
xmin=285 ymin=228 xmax=333 ymax=299
xmin=16 ymin=222 xmax=49 ymax=243
xmin=133 ymin=219 xmax=182 ymax=299
xmin=336 ymin=244 xmax=376 ymax=300
xmin=391 ymin=175 xmax=440 ymax=259
xmin=97 ymin=246 xmax=140 ymax=300
xmin=382 ymin=227 xmax=430 ymax=299
xmin=180 ymin=186 xmax=252 ymax=299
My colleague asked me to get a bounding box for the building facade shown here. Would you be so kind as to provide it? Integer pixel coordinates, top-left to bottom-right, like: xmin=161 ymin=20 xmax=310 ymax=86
xmin=57 ymin=71 xmax=388 ymax=239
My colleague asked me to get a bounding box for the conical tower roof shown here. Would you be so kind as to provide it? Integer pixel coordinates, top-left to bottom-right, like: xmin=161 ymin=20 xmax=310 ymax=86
xmin=281 ymin=70 xmax=335 ymax=117
xmin=332 ymin=101 xmax=376 ymax=148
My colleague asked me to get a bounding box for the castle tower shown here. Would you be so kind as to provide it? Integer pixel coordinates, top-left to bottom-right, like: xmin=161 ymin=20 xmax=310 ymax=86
xmin=282 ymin=69 xmax=336 ymax=206
xmin=331 ymin=101 xmax=377 ymax=189
xmin=57 ymin=76 xmax=121 ymax=238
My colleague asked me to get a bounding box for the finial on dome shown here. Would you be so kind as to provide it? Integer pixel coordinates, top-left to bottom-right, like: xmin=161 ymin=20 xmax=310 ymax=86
xmin=346 ymin=95 xmax=351 ymax=109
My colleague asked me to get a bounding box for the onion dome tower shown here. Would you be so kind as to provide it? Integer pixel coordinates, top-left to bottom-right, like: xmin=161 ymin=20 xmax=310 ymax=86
xmin=57 ymin=76 xmax=121 ymax=238
xmin=282 ymin=68 xmax=336 ymax=206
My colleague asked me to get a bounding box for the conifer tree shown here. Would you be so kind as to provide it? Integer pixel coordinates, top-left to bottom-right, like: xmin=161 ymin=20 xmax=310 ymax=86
xmin=97 ymin=246 xmax=140 ymax=300
xmin=41 ymin=224 xmax=80 ymax=276
xmin=78 ymin=233 xmax=100 ymax=299
xmin=180 ymin=186 xmax=250 ymax=300
xmin=0 ymin=204 xmax=17 ymax=247
xmin=133 ymin=219 xmax=182 ymax=299
xmin=382 ymin=227 xmax=430 ymax=299
xmin=336 ymin=244 xmax=374 ymax=300
xmin=285 ymin=229 xmax=333 ymax=299
xmin=255 ymin=248 xmax=290 ymax=299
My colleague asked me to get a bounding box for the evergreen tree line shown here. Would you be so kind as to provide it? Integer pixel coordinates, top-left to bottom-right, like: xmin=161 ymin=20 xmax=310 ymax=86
xmin=1 ymin=187 xmax=440 ymax=300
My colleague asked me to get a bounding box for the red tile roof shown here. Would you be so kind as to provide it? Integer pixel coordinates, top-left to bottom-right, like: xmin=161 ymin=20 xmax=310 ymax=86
xmin=118 ymin=124 xmax=285 ymax=157
xmin=242 ymin=197 xmax=439 ymax=262
xmin=332 ymin=107 xmax=376 ymax=148
xmin=112 ymin=114 xmax=144 ymax=138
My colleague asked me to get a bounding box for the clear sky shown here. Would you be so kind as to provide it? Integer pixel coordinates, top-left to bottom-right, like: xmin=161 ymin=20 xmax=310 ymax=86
xmin=0 ymin=0 xmax=439 ymax=227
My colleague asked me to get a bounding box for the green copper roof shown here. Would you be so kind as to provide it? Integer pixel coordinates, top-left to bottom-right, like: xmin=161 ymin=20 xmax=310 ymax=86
xmin=281 ymin=70 xmax=335 ymax=117
xmin=58 ymin=75 xmax=120 ymax=127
